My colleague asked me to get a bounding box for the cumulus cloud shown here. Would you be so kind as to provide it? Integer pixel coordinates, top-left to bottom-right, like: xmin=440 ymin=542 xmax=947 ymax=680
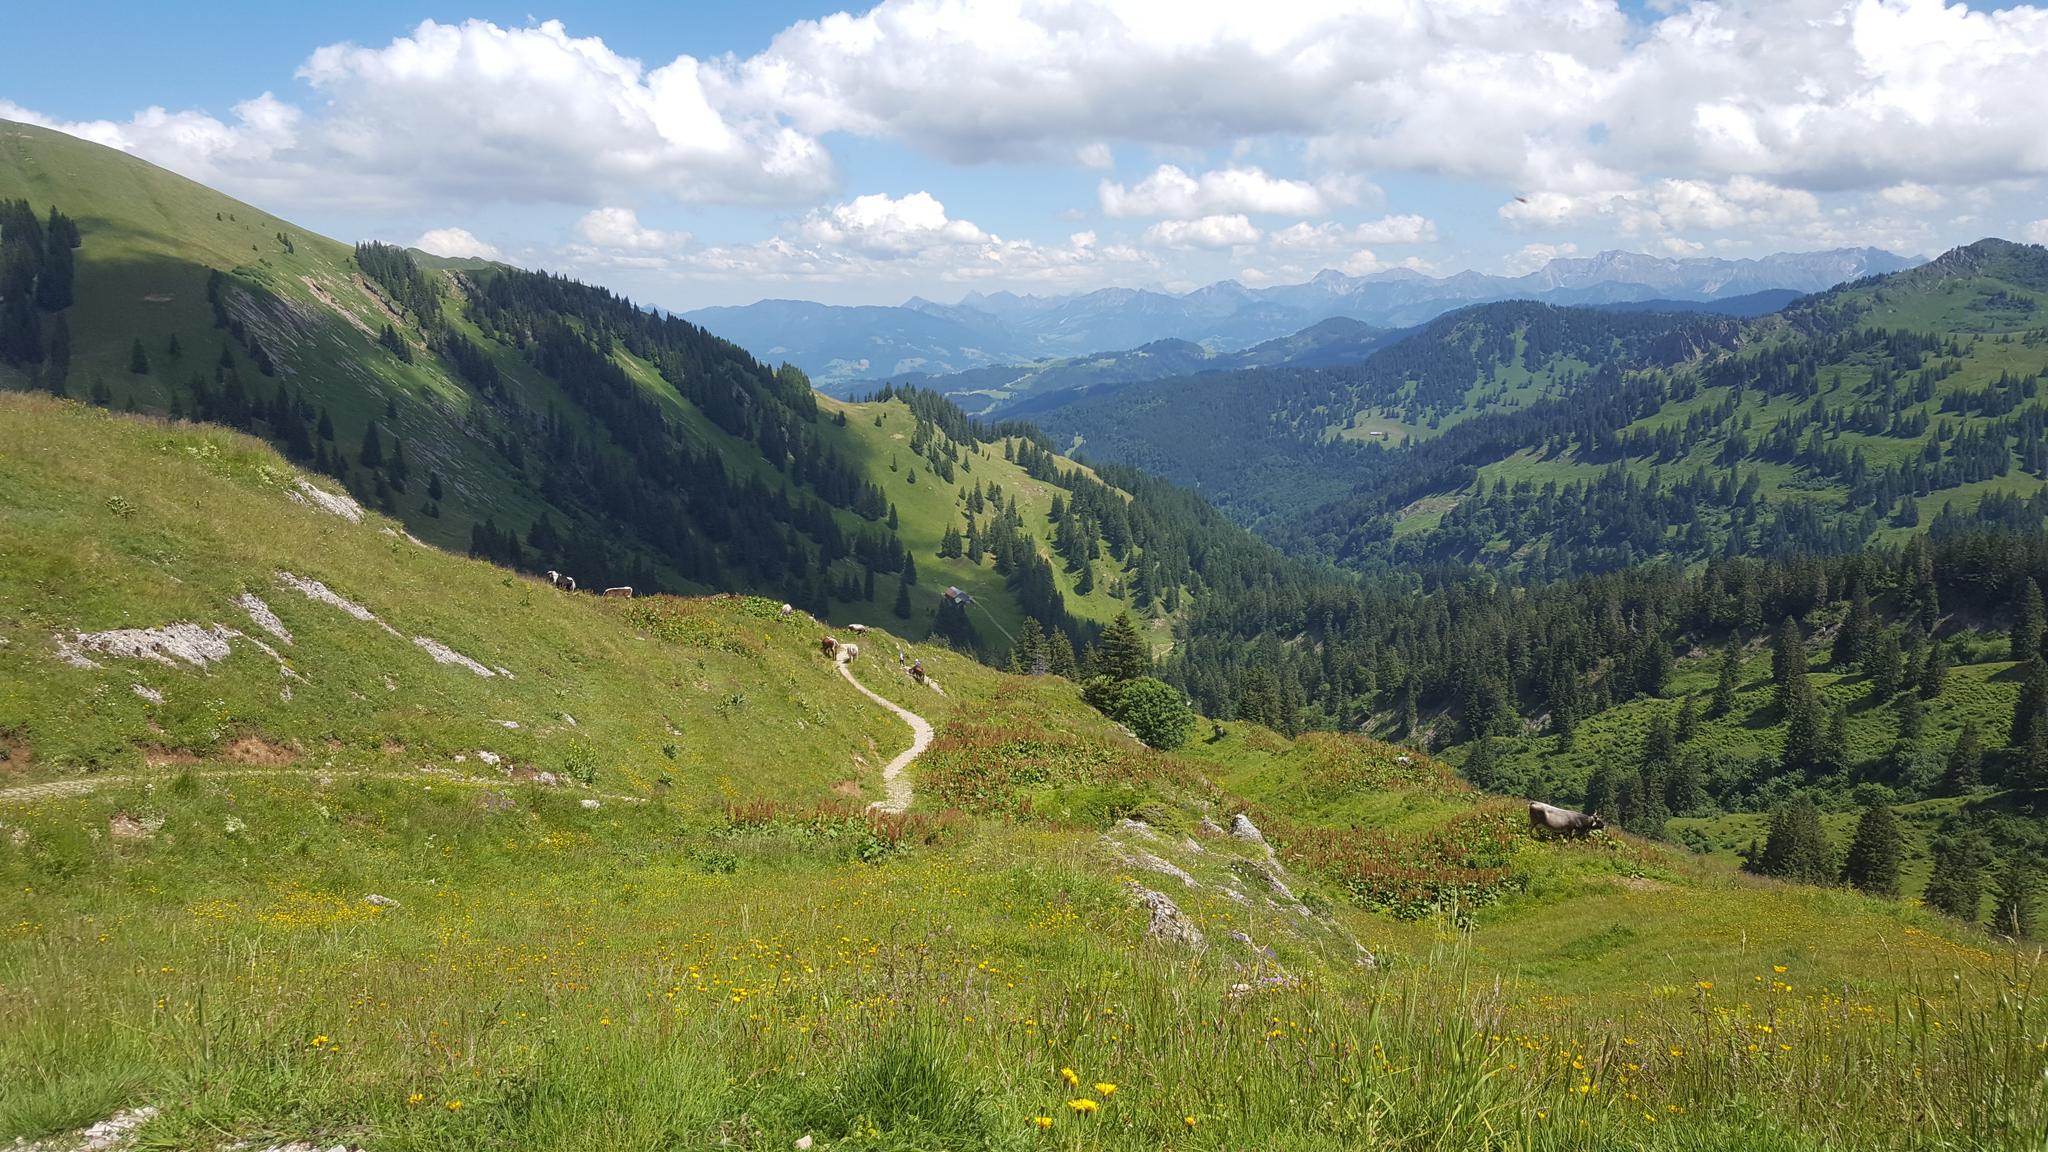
xmin=1270 ymin=216 xmax=1437 ymax=251
xmin=412 ymin=228 xmax=501 ymax=260
xmin=1143 ymin=214 xmax=1262 ymax=249
xmin=1499 ymin=176 xmax=1819 ymax=238
xmin=1099 ymin=165 xmax=1353 ymax=218
xmin=575 ymin=207 xmax=686 ymax=251
xmin=1880 ymin=183 xmax=1946 ymax=211
xmin=2025 ymin=220 xmax=2048 ymax=244
xmin=1504 ymin=242 xmax=1579 ymax=275
xmin=798 ymin=192 xmax=987 ymax=256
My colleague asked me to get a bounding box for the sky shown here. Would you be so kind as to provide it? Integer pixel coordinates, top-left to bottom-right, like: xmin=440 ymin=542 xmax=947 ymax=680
xmin=5 ymin=0 xmax=2048 ymax=311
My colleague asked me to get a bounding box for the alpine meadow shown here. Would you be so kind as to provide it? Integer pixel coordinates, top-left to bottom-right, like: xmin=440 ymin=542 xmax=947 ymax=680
xmin=6 ymin=3 xmax=2048 ymax=1150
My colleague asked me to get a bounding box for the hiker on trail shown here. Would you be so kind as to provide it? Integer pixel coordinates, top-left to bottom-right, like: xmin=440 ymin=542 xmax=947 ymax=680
xmin=910 ymin=658 xmax=926 ymax=683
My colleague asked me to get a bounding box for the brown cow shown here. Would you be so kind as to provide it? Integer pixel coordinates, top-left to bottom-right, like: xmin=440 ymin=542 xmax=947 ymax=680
xmin=1529 ymin=801 xmax=1605 ymax=836
xmin=602 ymin=586 xmax=633 ymax=599
xmin=820 ymin=636 xmax=840 ymax=657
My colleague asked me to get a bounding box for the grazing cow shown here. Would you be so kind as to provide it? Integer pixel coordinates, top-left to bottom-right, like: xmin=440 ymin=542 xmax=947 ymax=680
xmin=546 ymin=570 xmax=562 ymax=587
xmin=846 ymin=623 xmax=869 ymax=635
xmin=603 ymin=586 xmax=633 ymax=599
xmin=1528 ymin=801 xmax=1605 ymax=836
xmin=821 ymin=637 xmax=840 ymax=658
xmin=836 ymin=643 xmax=859 ymax=665
xmin=779 ymin=603 xmax=794 ymax=618
xmin=563 ymin=576 xmax=576 ymax=592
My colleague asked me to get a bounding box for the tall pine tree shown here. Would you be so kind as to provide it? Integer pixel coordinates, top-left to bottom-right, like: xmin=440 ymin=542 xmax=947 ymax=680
xmin=1840 ymin=803 xmax=1902 ymax=897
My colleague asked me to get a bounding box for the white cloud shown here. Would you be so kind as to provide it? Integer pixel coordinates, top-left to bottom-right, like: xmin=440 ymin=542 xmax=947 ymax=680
xmin=1498 ymin=176 xmax=1819 ymax=238
xmin=1880 ymin=182 xmax=1946 ymax=211
xmin=575 ymin=207 xmax=686 ymax=251
xmin=1503 ymin=242 xmax=1578 ymax=275
xmin=798 ymin=191 xmax=987 ymax=256
xmin=412 ymin=227 xmax=501 ymax=260
xmin=1143 ymin=214 xmax=1261 ymax=249
xmin=1076 ymin=142 xmax=1114 ymax=169
xmin=1271 ymin=215 xmax=1438 ymax=250
xmin=1099 ymin=164 xmax=1350 ymax=218
xmin=2025 ymin=220 xmax=2048 ymax=244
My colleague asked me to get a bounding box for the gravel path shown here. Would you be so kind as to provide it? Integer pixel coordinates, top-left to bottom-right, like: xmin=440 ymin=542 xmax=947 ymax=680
xmin=836 ymin=661 xmax=930 ymax=814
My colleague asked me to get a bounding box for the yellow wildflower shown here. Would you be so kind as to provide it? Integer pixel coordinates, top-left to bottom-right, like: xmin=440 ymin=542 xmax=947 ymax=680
xmin=406 ymin=1093 xmax=425 ymax=1106
xmin=1031 ymin=1116 xmax=1053 ymax=1131
xmin=1068 ymin=1098 xmax=1099 ymax=1114
xmin=446 ymin=1100 xmax=463 ymax=1112
xmin=1059 ymin=1067 xmax=1079 ymax=1087
xmin=1184 ymin=1116 xmax=1198 ymax=1128
xmin=1094 ymin=1083 xmax=1117 ymax=1096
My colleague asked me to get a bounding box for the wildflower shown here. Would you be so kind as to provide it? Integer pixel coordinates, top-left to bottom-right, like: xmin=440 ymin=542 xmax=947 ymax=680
xmin=1068 ymin=1099 xmax=1099 ymax=1114
xmin=446 ymin=1100 xmax=463 ymax=1111
xmin=1695 ymin=981 xmax=1712 ymax=991
xmin=1059 ymin=1067 xmax=1079 ymax=1087
xmin=1031 ymin=1116 xmax=1053 ymax=1131
xmin=406 ymin=1093 xmax=425 ymax=1105
xmin=1773 ymin=965 xmax=1787 ymax=973
xmin=1094 ymin=1083 xmax=1117 ymax=1097
xmin=1184 ymin=1116 xmax=1198 ymax=1129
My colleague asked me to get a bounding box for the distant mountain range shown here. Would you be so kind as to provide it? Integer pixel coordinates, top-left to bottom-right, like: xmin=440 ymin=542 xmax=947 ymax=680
xmin=870 ymin=316 xmax=1397 ymax=416
xmin=683 ymin=248 xmax=1918 ymax=387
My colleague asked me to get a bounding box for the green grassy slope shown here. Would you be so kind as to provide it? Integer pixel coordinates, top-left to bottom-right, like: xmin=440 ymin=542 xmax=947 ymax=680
xmin=4 ymin=395 xmax=2042 ymax=1149
xmin=0 ymin=121 xmax=1175 ymax=658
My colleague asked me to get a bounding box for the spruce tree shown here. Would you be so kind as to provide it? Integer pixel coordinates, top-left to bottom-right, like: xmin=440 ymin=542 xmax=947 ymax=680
xmin=1011 ymin=618 xmax=1045 ymax=675
xmin=1990 ymin=856 xmax=2036 ymax=939
xmin=358 ymin=422 xmax=384 ymax=469
xmin=2013 ymin=656 xmax=2048 ymax=750
xmin=1865 ymin=629 xmax=1902 ymax=700
xmin=1095 ymin=612 xmax=1149 ymax=684
xmin=892 ymin=579 xmax=912 ymax=619
xmin=1919 ymin=643 xmax=1949 ymax=699
xmin=1710 ymin=640 xmax=1743 ymax=718
xmin=1833 ymin=590 xmax=1872 ymax=669
xmin=1782 ymin=675 xmax=1826 ymax=774
xmin=1674 ymin=696 xmax=1699 ymax=744
xmin=127 ymin=337 xmax=150 ymax=375
xmin=1045 ymin=630 xmax=1078 ymax=678
xmin=1893 ymin=691 xmax=1923 ymax=743
xmin=2015 ymin=579 xmax=2046 ymax=663
xmin=1757 ymin=797 xmax=1833 ymax=883
xmin=1941 ymin=722 xmax=1983 ymax=795
xmin=901 ymin=553 xmax=918 ymax=586
xmin=1840 ymin=803 xmax=1902 ymax=897
xmin=1923 ymin=818 xmax=1990 ymax=921
xmin=1463 ymin=737 xmax=1500 ymax=790
xmin=1772 ymin=617 xmax=1807 ymax=715
xmin=1664 ymin=750 xmax=1705 ymax=816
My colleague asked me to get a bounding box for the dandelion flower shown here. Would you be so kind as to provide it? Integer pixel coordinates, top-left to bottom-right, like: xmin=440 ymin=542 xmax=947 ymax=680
xmin=406 ymin=1093 xmax=424 ymax=1105
xmin=1094 ymin=1083 xmax=1117 ymax=1096
xmin=1031 ymin=1116 xmax=1053 ymax=1130
xmin=446 ymin=1100 xmax=463 ymax=1112
xmin=1184 ymin=1115 xmax=1198 ymax=1128
xmin=1059 ymin=1067 xmax=1079 ymax=1087
xmin=1068 ymin=1099 xmax=1099 ymax=1114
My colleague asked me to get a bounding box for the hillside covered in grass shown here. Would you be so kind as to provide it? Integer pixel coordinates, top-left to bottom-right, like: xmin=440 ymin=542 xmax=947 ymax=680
xmin=0 ymin=120 xmax=1284 ymax=666
xmin=2 ymin=392 xmax=2045 ymax=1150
xmin=1035 ymin=241 xmax=2048 ymax=579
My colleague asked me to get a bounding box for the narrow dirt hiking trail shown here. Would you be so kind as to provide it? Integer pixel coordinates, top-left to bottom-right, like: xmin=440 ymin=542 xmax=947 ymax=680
xmin=836 ymin=661 xmax=929 ymax=813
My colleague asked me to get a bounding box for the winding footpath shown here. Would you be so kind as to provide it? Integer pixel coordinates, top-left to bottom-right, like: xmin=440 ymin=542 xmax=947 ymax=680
xmin=836 ymin=660 xmax=929 ymax=813
xmin=0 ymin=768 xmax=643 ymax=805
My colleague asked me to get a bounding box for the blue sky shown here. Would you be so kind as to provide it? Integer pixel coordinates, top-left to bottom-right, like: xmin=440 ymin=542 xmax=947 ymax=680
xmin=5 ymin=1 xmax=2047 ymax=310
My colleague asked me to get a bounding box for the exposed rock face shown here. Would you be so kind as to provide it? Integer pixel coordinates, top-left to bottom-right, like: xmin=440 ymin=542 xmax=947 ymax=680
xmin=1127 ymin=883 xmax=1204 ymax=950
